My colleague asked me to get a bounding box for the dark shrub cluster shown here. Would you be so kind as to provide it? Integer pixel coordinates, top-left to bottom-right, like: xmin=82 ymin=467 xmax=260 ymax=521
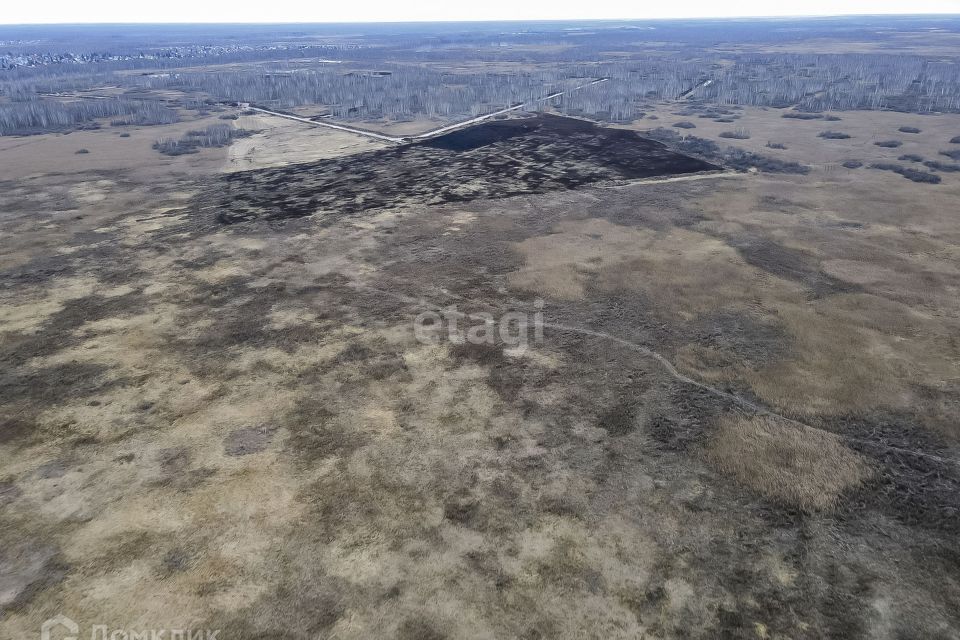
xmin=923 ymin=160 xmax=960 ymax=172
xmin=824 ymin=114 xmax=842 ymax=121
xmin=842 ymin=160 xmax=863 ymax=169
xmin=766 ymin=142 xmax=787 ymax=149
xmin=898 ymin=154 xmax=924 ymax=162
xmin=719 ymin=129 xmax=750 ymax=139
xmin=874 ymin=140 xmax=902 ymax=148
xmin=819 ymin=131 xmax=851 ymax=139
xmin=672 ymin=121 xmax=696 ymax=129
xmin=898 ymin=126 xmax=921 ymax=134
xmin=950 ymin=136 xmax=960 ymax=144
xmin=782 ymin=112 xmax=822 ymax=120
xmin=940 ymin=149 xmax=960 ymax=160
xmin=645 ymin=128 xmax=808 ymax=174
xmin=869 ymin=162 xmax=941 ymax=183
xmin=153 ymin=124 xmax=254 ymax=156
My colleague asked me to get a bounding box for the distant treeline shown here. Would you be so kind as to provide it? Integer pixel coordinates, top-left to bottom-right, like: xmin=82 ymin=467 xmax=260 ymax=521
xmin=0 ymin=98 xmax=178 ymax=135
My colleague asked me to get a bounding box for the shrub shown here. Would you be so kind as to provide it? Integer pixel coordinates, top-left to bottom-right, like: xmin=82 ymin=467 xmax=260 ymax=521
xmin=644 ymin=128 xmax=807 ymax=174
xmin=119 ymin=132 xmax=131 ymax=138
xmin=898 ymin=154 xmax=923 ymax=162
xmin=824 ymin=114 xmax=842 ymax=121
xmin=782 ymin=112 xmax=822 ymax=120
xmin=75 ymin=148 xmax=90 ymax=154
xmin=874 ymin=140 xmax=902 ymax=148
xmin=766 ymin=142 xmax=787 ymax=149
xmin=899 ymin=168 xmax=941 ymax=183
xmin=869 ymin=162 xmax=941 ymax=183
xmin=672 ymin=121 xmax=696 ymax=129
xmin=869 ymin=162 xmax=904 ymax=171
xmin=842 ymin=160 xmax=863 ymax=169
xmin=219 ymin=114 xmax=240 ymax=120
xmin=898 ymin=126 xmax=921 ymax=134
xmin=153 ymin=124 xmax=255 ymax=156
xmin=714 ymin=118 xmax=735 ymax=123
xmin=819 ymin=131 xmax=851 ymax=139
xmin=719 ymin=129 xmax=750 ymax=139
xmin=940 ymin=149 xmax=960 ymax=160
xmin=950 ymin=136 xmax=960 ymax=144
xmin=923 ymin=160 xmax=960 ymax=172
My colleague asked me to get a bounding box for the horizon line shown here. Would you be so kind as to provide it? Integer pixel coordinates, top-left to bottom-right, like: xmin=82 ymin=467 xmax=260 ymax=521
xmin=2 ymin=12 xmax=960 ymax=27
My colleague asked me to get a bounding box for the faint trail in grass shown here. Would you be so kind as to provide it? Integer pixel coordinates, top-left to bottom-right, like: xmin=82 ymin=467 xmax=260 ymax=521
xmin=349 ymin=280 xmax=956 ymax=467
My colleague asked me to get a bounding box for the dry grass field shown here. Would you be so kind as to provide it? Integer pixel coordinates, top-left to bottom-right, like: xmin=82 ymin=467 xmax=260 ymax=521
xmin=2 ymin=101 xmax=960 ymax=639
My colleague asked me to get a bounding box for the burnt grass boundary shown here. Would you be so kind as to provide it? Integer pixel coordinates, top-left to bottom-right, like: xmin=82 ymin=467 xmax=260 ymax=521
xmin=209 ymin=114 xmax=719 ymax=224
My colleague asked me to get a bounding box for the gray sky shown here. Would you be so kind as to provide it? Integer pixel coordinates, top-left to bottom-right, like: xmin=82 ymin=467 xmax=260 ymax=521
xmin=3 ymin=0 xmax=958 ymax=24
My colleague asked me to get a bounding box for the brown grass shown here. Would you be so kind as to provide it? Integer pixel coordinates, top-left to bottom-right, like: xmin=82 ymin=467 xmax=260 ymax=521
xmin=704 ymin=415 xmax=872 ymax=511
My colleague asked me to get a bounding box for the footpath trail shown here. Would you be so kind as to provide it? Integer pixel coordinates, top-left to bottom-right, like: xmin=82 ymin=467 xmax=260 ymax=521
xmin=250 ymin=78 xmax=610 ymax=143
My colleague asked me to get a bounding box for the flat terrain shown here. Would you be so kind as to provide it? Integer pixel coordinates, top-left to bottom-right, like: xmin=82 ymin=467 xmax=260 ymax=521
xmin=2 ymin=89 xmax=960 ymax=638
xmin=213 ymin=114 xmax=718 ymax=224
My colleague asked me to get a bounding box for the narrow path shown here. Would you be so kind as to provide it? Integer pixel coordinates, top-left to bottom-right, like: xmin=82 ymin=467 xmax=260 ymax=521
xmin=350 ymin=280 xmax=956 ymax=467
xmin=250 ymin=77 xmax=610 ymax=144
xmin=246 ymin=107 xmax=406 ymax=143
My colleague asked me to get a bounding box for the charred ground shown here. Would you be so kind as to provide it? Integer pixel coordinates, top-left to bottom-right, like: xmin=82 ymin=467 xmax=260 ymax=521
xmin=212 ymin=114 xmax=719 ymax=224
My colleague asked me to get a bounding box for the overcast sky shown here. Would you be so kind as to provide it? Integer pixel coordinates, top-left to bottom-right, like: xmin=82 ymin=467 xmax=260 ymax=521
xmin=3 ymin=0 xmax=959 ymax=24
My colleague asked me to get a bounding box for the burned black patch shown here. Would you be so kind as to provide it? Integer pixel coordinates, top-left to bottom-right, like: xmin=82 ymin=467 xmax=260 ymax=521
xmin=829 ymin=412 xmax=960 ymax=534
xmin=208 ymin=114 xmax=718 ymax=224
xmin=692 ymin=311 xmax=789 ymax=369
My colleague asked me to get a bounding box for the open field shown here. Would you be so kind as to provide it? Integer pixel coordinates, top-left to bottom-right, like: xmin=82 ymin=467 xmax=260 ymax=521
xmin=3 ymin=17 xmax=960 ymax=640
xmin=3 ymin=103 xmax=960 ymax=638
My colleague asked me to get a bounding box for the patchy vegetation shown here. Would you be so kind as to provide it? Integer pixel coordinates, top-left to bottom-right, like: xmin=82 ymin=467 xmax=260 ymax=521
xmin=875 ymin=139 xmax=903 ymax=148
xmin=718 ymin=129 xmax=750 ymax=139
xmin=870 ymin=162 xmax=942 ymax=183
xmin=153 ymin=124 xmax=254 ymax=156
xmin=819 ymin=131 xmax=852 ymax=139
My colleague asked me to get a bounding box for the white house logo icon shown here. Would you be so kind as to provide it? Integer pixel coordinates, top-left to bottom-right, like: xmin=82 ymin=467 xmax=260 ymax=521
xmin=41 ymin=615 xmax=78 ymax=640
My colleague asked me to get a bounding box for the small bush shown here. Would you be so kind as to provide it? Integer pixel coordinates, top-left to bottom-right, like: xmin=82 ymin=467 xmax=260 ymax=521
xmin=899 ymin=168 xmax=940 ymax=183
xmin=898 ymin=126 xmax=921 ymax=134
xmin=842 ymin=160 xmax=863 ymax=169
xmin=219 ymin=114 xmax=240 ymax=120
xmin=824 ymin=114 xmax=842 ymax=121
xmin=874 ymin=140 xmax=902 ymax=148
xmin=766 ymin=142 xmax=787 ymax=149
xmin=672 ymin=121 xmax=696 ymax=129
xmin=783 ymin=112 xmax=822 ymax=120
xmin=153 ymin=124 xmax=255 ymax=156
xmin=119 ymin=132 xmax=131 ymax=138
xmin=923 ymin=160 xmax=960 ymax=172
xmin=719 ymin=129 xmax=750 ymax=139
xmin=714 ymin=118 xmax=735 ymax=123
xmin=898 ymin=154 xmax=923 ymax=162
xmin=950 ymin=136 xmax=960 ymax=144
xmin=869 ymin=162 xmax=940 ymax=183
xmin=940 ymin=149 xmax=960 ymax=160
xmin=75 ymin=148 xmax=90 ymax=154
xmin=819 ymin=131 xmax=851 ymax=139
